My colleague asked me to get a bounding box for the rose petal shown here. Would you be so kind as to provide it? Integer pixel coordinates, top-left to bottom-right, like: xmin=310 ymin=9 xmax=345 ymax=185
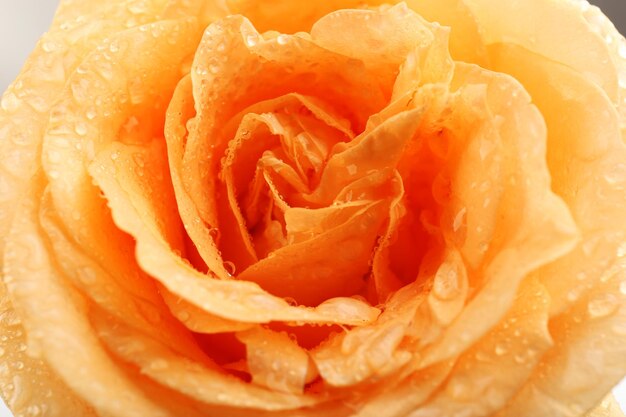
xmin=0 ymin=279 xmax=95 ymax=417
xmin=463 ymin=0 xmax=618 ymax=102
xmin=411 ymin=278 xmax=553 ymax=417
xmin=415 ymin=63 xmax=579 ymax=368
xmin=487 ymin=41 xmax=626 ymax=417
xmin=0 ymin=0 xmax=170 ymax=257
xmin=183 ymin=16 xmax=388 ymax=246
xmin=236 ymin=327 xmax=316 ymax=394
xmin=4 ymin=182 xmax=169 ymax=417
xmin=585 ymin=395 xmax=626 ymax=417
xmin=93 ymin=312 xmax=321 ymax=411
xmin=90 ymin=140 xmax=380 ymax=325
xmin=312 ymin=284 xmax=423 ymax=387
xmin=488 ymin=42 xmax=626 ymax=316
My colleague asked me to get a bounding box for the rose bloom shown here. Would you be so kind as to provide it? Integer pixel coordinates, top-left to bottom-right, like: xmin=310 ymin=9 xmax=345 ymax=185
xmin=1 ymin=0 xmax=625 ymax=416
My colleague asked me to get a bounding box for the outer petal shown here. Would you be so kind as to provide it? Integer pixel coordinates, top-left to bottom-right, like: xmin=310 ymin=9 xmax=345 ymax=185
xmin=489 ymin=42 xmax=626 ymax=417
xmin=0 ymin=277 xmax=95 ymax=417
xmin=464 ymin=0 xmax=618 ymax=103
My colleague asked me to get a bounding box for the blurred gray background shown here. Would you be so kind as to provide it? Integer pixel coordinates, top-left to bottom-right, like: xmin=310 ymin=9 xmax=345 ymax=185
xmin=0 ymin=0 xmax=624 ymax=416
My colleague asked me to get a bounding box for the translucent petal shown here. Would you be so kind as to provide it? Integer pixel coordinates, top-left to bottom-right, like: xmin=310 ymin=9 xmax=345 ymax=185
xmin=0 ymin=279 xmax=95 ymax=417
xmin=488 ymin=42 xmax=626 ymax=417
xmin=93 ymin=312 xmax=320 ymax=411
xmin=411 ymin=278 xmax=553 ymax=417
xmin=416 ymin=63 xmax=579 ymax=368
xmin=464 ymin=0 xmax=618 ymax=102
xmin=4 ymin=183 xmax=169 ymax=417
xmin=237 ymin=327 xmax=315 ymax=394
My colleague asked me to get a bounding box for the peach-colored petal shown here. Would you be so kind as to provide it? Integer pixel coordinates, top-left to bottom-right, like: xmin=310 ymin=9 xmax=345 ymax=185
xmin=464 ymin=0 xmax=618 ymax=102
xmin=0 ymin=279 xmax=96 ymax=417
xmin=496 ymin=259 xmax=626 ymax=417
xmin=411 ymin=278 xmax=553 ymax=417
xmin=586 ymin=395 xmax=626 ymax=417
xmin=237 ymin=327 xmax=316 ymax=394
xmin=184 ymin=15 xmax=388 ymax=237
xmin=415 ymin=63 xmax=579 ymax=369
xmin=487 ymin=41 xmax=626 ymax=417
xmin=312 ymin=284 xmax=423 ymax=387
xmin=37 ymin=20 xmax=202 ymax=341
xmin=89 ymin=137 xmax=380 ymax=325
xmin=93 ymin=312 xmax=321 ymax=411
xmin=488 ymin=42 xmax=626 ymax=316
xmin=4 ymin=182 xmax=169 ymax=417
xmin=164 ymin=75 xmax=232 ymax=279
xmin=0 ymin=0 xmax=171 ymax=258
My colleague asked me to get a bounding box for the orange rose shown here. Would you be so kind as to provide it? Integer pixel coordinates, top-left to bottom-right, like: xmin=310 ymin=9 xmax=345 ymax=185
xmin=1 ymin=1 xmax=625 ymax=416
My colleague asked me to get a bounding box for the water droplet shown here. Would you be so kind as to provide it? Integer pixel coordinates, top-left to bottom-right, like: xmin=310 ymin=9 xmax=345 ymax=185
xmin=245 ymin=34 xmax=258 ymax=47
xmin=74 ymin=122 xmax=88 ymax=136
xmin=1 ymin=92 xmax=21 ymax=113
xmin=86 ymin=108 xmax=97 ymax=120
xmin=567 ymin=288 xmax=581 ymax=302
xmin=178 ymin=310 xmax=190 ymax=321
xmin=433 ymin=264 xmax=461 ymax=301
xmin=283 ymin=297 xmax=298 ymax=307
xmin=42 ymin=41 xmax=57 ymax=52
xmin=494 ymin=341 xmax=509 ymax=356
xmin=277 ymin=34 xmax=289 ymax=45
xmin=447 ymin=377 xmax=473 ymax=401
xmin=195 ymin=66 xmax=208 ymax=76
xmin=223 ymin=261 xmax=236 ymax=276
xmin=26 ymin=404 xmax=41 ymax=416
xmin=109 ymin=42 xmax=119 ymax=53
xmin=209 ymin=64 xmax=220 ymax=74
xmin=79 ymin=266 xmax=97 ymax=284
xmin=150 ymin=359 xmax=169 ymax=371
xmin=209 ymin=227 xmax=221 ymax=242
xmin=453 ymin=207 xmax=467 ymax=233
xmin=514 ymin=353 xmax=528 ymax=365
xmin=346 ymin=164 xmax=357 ymax=175
xmin=587 ymin=294 xmax=618 ymax=318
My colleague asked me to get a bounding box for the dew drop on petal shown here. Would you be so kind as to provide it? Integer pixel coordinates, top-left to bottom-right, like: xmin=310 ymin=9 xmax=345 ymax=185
xmin=494 ymin=341 xmax=509 ymax=356
xmin=587 ymin=294 xmax=618 ymax=318
xmin=74 ymin=122 xmax=88 ymax=136
xmin=433 ymin=266 xmax=460 ymax=301
xmin=85 ymin=108 xmax=97 ymax=120
xmin=1 ymin=92 xmax=21 ymax=113
xmin=178 ymin=310 xmax=190 ymax=321
xmin=245 ymin=34 xmax=258 ymax=47
xmin=223 ymin=261 xmax=236 ymax=276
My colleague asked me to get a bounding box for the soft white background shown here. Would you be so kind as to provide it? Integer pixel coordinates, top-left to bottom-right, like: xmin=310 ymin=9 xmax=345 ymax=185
xmin=0 ymin=0 xmax=625 ymax=416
